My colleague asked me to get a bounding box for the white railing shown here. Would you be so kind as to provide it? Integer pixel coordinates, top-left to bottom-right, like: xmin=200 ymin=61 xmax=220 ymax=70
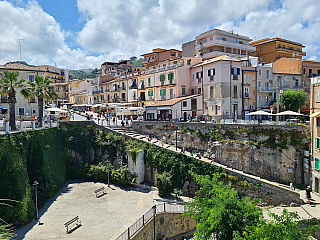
xmin=145 ymin=64 xmax=178 ymax=75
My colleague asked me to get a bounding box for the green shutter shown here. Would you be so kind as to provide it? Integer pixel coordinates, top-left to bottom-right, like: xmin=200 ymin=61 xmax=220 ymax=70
xmin=148 ymin=78 xmax=151 ymax=83
xmin=316 ymin=158 xmax=319 ymax=170
xmin=160 ymin=89 xmax=162 ymax=96
xmin=163 ymin=89 xmax=166 ymax=95
xmin=151 ymin=90 xmax=153 ymax=96
xmin=170 ymin=89 xmax=173 ymax=95
xmin=171 ymin=73 xmax=174 ymax=79
xmin=182 ymin=88 xmax=185 ymax=95
xmin=318 ymin=138 xmax=320 ymax=149
xmin=148 ymin=91 xmax=150 ymax=96
xmin=316 ymin=138 xmax=319 ymax=149
xmin=168 ymin=74 xmax=170 ymax=80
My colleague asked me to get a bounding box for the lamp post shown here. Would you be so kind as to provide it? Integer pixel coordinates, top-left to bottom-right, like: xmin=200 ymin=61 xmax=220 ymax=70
xmin=293 ymin=157 xmax=298 ymax=190
xmin=33 ymin=181 xmax=39 ymax=220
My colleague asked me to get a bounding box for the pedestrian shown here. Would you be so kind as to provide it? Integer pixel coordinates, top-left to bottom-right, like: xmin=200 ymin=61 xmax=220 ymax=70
xmin=190 ymin=148 xmax=193 ymax=157
xmin=148 ymin=132 xmax=152 ymax=142
xmin=112 ymin=117 xmax=115 ymax=125
xmin=161 ymin=138 xmax=164 ymax=147
xmin=306 ymin=186 xmax=312 ymax=204
xmin=125 ymin=117 xmax=128 ymax=126
xmin=290 ymin=181 xmax=294 ymax=191
xmin=183 ymin=146 xmax=186 ymax=154
xmin=197 ymin=151 xmax=201 ymax=159
xmin=211 ymin=152 xmax=215 ymax=163
xmin=130 ymin=115 xmax=133 ymax=124
xmin=230 ymin=160 xmax=234 ymax=170
xmin=121 ymin=120 xmax=124 ymax=128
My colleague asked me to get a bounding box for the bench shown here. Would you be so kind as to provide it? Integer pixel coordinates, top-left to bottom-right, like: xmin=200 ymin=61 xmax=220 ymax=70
xmin=64 ymin=216 xmax=81 ymax=233
xmin=94 ymin=187 xmax=105 ymax=197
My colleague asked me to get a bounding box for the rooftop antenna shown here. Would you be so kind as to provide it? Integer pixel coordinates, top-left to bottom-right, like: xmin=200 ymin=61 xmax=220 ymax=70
xmin=15 ymin=38 xmax=23 ymax=61
xmin=203 ymin=27 xmax=206 ymax=32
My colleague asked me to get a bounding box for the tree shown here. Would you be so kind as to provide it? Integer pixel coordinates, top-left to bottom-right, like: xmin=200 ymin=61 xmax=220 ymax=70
xmin=300 ymin=99 xmax=310 ymax=115
xmin=185 ymin=174 xmax=262 ymax=240
xmin=271 ymin=101 xmax=286 ymax=112
xmin=234 ymin=209 xmax=319 ymax=240
xmin=24 ymin=76 xmax=58 ymax=126
xmin=130 ymin=56 xmax=137 ymax=62
xmin=282 ymin=90 xmax=307 ymax=112
xmin=155 ymin=171 xmax=172 ymax=197
xmin=0 ymin=71 xmax=28 ymax=130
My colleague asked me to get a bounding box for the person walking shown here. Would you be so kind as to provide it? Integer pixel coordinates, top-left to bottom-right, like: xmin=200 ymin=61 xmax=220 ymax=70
xmin=230 ymin=160 xmax=234 ymax=170
xmin=148 ymin=132 xmax=152 ymax=142
xmin=290 ymin=181 xmax=294 ymax=191
xmin=211 ymin=152 xmax=215 ymax=163
xmin=306 ymin=186 xmax=312 ymax=204
xmin=130 ymin=115 xmax=133 ymax=124
xmin=121 ymin=120 xmax=124 ymax=128
xmin=190 ymin=148 xmax=193 ymax=157
xmin=197 ymin=151 xmax=201 ymax=159
xmin=182 ymin=146 xmax=186 ymax=154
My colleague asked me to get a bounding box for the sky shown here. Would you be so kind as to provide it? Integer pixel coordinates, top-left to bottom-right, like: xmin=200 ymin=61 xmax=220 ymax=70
xmin=0 ymin=0 xmax=320 ymax=70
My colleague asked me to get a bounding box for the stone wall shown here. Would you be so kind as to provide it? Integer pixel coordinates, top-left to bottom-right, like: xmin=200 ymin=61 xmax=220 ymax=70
xmin=132 ymin=213 xmax=196 ymax=240
xmin=132 ymin=121 xmax=310 ymax=185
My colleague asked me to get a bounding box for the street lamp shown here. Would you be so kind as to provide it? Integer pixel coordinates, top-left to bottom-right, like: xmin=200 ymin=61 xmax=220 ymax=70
xmin=293 ymin=157 xmax=298 ymax=190
xmin=33 ymin=181 xmax=39 ymax=220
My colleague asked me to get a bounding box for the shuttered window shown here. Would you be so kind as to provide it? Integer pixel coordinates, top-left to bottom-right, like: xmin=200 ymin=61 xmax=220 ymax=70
xmin=316 ymin=157 xmax=319 ymax=170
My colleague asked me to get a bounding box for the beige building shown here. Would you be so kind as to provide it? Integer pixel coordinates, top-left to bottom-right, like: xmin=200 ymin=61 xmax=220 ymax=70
xmin=310 ymin=77 xmax=320 ymax=192
xmin=256 ymin=63 xmax=275 ymax=112
xmin=141 ymin=48 xmax=181 ymax=69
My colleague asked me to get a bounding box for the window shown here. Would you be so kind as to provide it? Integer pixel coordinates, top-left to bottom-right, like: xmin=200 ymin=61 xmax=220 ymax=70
xmin=210 ymin=86 xmax=214 ymax=98
xmin=317 ymin=117 xmax=320 ymax=127
xmin=260 ymin=47 xmax=263 ymax=51
xmin=222 ymin=37 xmax=226 ymax=41
xmin=317 ymin=89 xmax=320 ymax=102
xmin=208 ymin=69 xmax=215 ymax=81
xmin=303 ymin=68 xmax=306 ymax=74
xmin=146 ymin=57 xmax=150 ymax=61
xmin=316 ymin=157 xmax=319 ymax=170
xmin=259 ymin=69 xmax=262 ymax=76
xmin=265 ymin=82 xmax=269 ymax=90
xmin=191 ymin=89 xmax=195 ymax=95
xmin=192 ymin=73 xmax=194 ymax=80
xmin=260 ymin=57 xmax=262 ymax=61
xmin=197 ymin=88 xmax=201 ymax=94
xmin=168 ymin=72 xmax=174 ymax=82
xmin=233 ymin=85 xmax=237 ymax=98
xmin=174 ymin=61 xmax=177 ymax=64
xmin=170 ymin=88 xmax=174 ymax=98
xmin=18 ymin=108 xmax=24 ymax=115
xmin=151 ymin=56 xmax=154 ymax=59
xmin=252 ymin=77 xmax=255 ymax=81
xmin=148 ymin=90 xmax=153 ymax=97
xmin=239 ymin=41 xmax=243 ymax=44
xmin=160 ymin=74 xmax=165 ymax=82
xmin=210 ymin=37 xmax=213 ymax=41
xmin=258 ymin=96 xmax=260 ymax=103
xmin=318 ymin=70 xmax=320 ymax=75
xmin=163 ymin=64 xmax=166 ymax=67
xmin=182 ymin=87 xmax=186 ymax=95
xmin=196 ymin=71 xmax=203 ymax=83
xmin=148 ymin=77 xmax=151 ymax=87
xmin=155 ymin=55 xmax=157 ymax=59
xmin=244 ymin=74 xmax=249 ymax=84
xmin=232 ymin=68 xmax=240 ymax=75
xmin=183 ymin=101 xmax=187 ymax=107
xmin=265 ymin=70 xmax=270 ymax=79
xmin=187 ymin=59 xmax=191 ymax=65
xmin=29 ymin=75 xmax=34 ymax=82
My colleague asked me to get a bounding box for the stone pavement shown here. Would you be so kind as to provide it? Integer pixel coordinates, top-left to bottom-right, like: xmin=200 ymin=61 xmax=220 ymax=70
xmin=14 ymin=180 xmax=155 ymax=240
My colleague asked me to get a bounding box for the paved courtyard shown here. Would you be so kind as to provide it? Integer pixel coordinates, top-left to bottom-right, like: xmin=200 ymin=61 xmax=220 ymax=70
xmin=15 ymin=180 xmax=155 ymax=240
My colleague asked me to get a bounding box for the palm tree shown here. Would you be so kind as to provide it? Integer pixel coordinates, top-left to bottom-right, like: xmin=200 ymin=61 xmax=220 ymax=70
xmin=25 ymin=75 xmax=58 ymax=127
xmin=0 ymin=71 xmax=28 ymax=130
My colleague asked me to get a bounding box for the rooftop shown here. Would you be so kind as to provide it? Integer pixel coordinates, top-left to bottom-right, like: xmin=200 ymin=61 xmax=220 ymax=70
xmin=146 ymin=94 xmax=201 ymax=107
xmin=191 ymin=55 xmax=240 ymax=68
xmin=196 ymin=28 xmax=252 ymax=41
xmin=141 ymin=48 xmax=182 ymax=56
xmin=249 ymin=37 xmax=305 ymax=47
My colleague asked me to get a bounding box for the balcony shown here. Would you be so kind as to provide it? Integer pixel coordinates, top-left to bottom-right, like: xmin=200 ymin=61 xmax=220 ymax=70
xmin=1 ymin=97 xmax=8 ymax=103
xmin=191 ymin=105 xmax=197 ymax=110
xmin=169 ymin=94 xmax=175 ymax=99
xmin=244 ymin=81 xmax=250 ymax=85
xmin=160 ymin=96 xmax=166 ymax=101
xmin=142 ymin=58 xmax=157 ymax=65
xmin=139 ymin=96 xmax=146 ymax=101
xmin=244 ymin=93 xmax=250 ymax=98
xmin=93 ymin=90 xmax=100 ymax=94
xmin=276 ymin=46 xmax=306 ymax=56
xmin=145 ymin=64 xmax=178 ymax=75
xmin=148 ymin=96 xmax=154 ymax=101
xmin=258 ymin=87 xmax=274 ymax=92
xmin=232 ymin=75 xmax=239 ymax=80
xmin=196 ymin=39 xmax=255 ymax=52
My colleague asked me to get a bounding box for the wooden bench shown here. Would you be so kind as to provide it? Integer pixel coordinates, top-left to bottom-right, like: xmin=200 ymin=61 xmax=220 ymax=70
xmin=64 ymin=216 xmax=81 ymax=233
xmin=94 ymin=187 xmax=105 ymax=197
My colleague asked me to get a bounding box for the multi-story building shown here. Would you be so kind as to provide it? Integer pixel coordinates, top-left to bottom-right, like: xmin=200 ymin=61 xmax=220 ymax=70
xmin=144 ymin=57 xmax=202 ymax=105
xmin=184 ymin=29 xmax=255 ymax=60
xmin=137 ymin=74 xmax=146 ymax=107
xmin=310 ymin=77 xmax=320 ymax=193
xmin=68 ymin=79 xmax=92 ymax=104
xmin=141 ymin=48 xmax=181 ymax=69
xmin=190 ymin=55 xmax=243 ymax=121
xmin=241 ymin=57 xmax=258 ymax=119
xmin=256 ymin=63 xmax=275 ymax=112
xmin=249 ymin=37 xmax=306 ymax=63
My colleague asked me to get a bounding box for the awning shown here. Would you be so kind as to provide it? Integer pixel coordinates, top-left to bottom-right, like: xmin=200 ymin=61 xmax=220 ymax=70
xmin=157 ymin=106 xmax=172 ymax=110
xmin=311 ymin=112 xmax=320 ymax=117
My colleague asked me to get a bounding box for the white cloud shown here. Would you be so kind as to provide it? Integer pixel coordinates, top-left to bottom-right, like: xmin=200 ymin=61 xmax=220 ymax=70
xmin=2 ymin=0 xmax=320 ymax=69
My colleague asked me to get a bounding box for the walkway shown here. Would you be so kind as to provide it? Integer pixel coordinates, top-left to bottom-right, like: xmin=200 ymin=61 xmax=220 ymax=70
xmin=14 ymin=180 xmax=155 ymax=240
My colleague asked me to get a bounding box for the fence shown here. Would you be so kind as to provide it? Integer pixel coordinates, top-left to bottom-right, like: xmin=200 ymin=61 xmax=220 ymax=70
xmin=0 ymin=120 xmax=58 ymax=135
xmin=115 ymin=203 xmax=188 ymax=240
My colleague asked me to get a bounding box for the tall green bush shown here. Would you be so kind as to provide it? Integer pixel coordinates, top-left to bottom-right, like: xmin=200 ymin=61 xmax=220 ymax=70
xmin=155 ymin=172 xmax=172 ymax=197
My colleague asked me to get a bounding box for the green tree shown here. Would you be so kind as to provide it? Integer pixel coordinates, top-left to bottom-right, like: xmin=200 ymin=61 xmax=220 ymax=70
xmin=234 ymin=209 xmax=319 ymax=240
xmin=185 ymin=174 xmax=262 ymax=240
xmin=0 ymin=71 xmax=28 ymax=130
xmin=155 ymin=171 xmax=172 ymax=197
xmin=282 ymin=90 xmax=307 ymax=112
xmin=130 ymin=56 xmax=137 ymax=62
xmin=24 ymin=76 xmax=58 ymax=126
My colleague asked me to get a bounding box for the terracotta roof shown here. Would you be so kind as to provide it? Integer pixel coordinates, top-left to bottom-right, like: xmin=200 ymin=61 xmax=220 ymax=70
xmin=0 ymin=62 xmax=43 ymax=71
xmin=146 ymin=94 xmax=201 ymax=107
xmin=191 ymin=55 xmax=240 ymax=68
xmin=99 ymin=74 xmax=116 ymax=83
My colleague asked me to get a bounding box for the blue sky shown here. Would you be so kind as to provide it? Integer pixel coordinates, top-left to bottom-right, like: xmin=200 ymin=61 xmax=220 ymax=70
xmin=1 ymin=0 xmax=320 ymax=69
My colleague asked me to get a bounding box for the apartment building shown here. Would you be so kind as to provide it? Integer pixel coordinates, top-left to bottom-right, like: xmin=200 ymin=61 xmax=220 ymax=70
xmin=249 ymin=37 xmax=306 ymax=63
xmin=144 ymin=57 xmax=202 ymax=105
xmin=310 ymin=77 xmax=320 ymax=193
xmin=137 ymin=74 xmax=146 ymax=107
xmin=190 ymin=55 xmax=243 ymax=121
xmin=68 ymin=79 xmax=91 ymax=103
xmin=241 ymin=57 xmax=258 ymax=119
xmin=256 ymin=63 xmax=275 ymax=112
xmin=141 ymin=48 xmax=181 ymax=69
xmin=183 ymin=29 xmax=255 ymax=60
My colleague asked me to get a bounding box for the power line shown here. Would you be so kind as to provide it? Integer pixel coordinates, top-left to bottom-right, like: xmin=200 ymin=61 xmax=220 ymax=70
xmin=10 ymin=2 xmax=156 ymax=49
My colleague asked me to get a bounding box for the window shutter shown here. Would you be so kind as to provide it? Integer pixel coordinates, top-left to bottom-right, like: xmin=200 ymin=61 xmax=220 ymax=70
xmin=208 ymin=69 xmax=211 ymax=76
xmin=201 ymin=71 xmax=203 ymax=78
xmin=231 ymin=68 xmax=234 ymax=74
xmin=318 ymin=138 xmax=320 ymax=149
xmin=237 ymin=68 xmax=240 ymax=75
xmin=316 ymin=138 xmax=319 ymax=149
xmin=151 ymin=90 xmax=153 ymax=96
xmin=160 ymin=89 xmax=162 ymax=96
xmin=148 ymin=91 xmax=150 ymax=96
xmin=316 ymin=158 xmax=319 ymax=170
xmin=170 ymin=88 xmax=173 ymax=95
xmin=168 ymin=74 xmax=170 ymax=80
xmin=163 ymin=89 xmax=166 ymax=95
xmin=171 ymin=73 xmax=174 ymax=79
xmin=213 ymin=68 xmax=215 ymax=75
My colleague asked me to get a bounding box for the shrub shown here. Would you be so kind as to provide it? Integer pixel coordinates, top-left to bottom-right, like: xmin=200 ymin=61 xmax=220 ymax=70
xmin=155 ymin=172 xmax=172 ymax=197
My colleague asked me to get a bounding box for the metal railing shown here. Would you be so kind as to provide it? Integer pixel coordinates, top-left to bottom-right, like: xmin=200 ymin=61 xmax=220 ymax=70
xmin=0 ymin=120 xmax=58 ymax=135
xmin=115 ymin=203 xmax=187 ymax=240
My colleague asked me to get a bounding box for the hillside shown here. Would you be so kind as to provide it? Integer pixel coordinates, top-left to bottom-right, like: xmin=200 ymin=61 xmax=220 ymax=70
xmin=69 ymin=68 xmax=101 ymax=79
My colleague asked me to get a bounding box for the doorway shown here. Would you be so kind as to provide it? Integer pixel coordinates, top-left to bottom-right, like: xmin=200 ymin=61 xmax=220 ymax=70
xmin=184 ymin=112 xmax=187 ymax=121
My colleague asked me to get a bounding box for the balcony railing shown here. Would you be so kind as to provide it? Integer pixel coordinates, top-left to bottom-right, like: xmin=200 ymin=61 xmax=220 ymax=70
xmin=191 ymin=105 xmax=197 ymax=110
xmin=258 ymin=87 xmax=274 ymax=92
xmin=139 ymin=96 xmax=146 ymax=101
xmin=169 ymin=94 xmax=175 ymax=99
xmin=148 ymin=96 xmax=154 ymax=100
xmin=145 ymin=64 xmax=178 ymax=75
xmin=1 ymin=98 xmax=8 ymax=103
xmin=93 ymin=90 xmax=100 ymax=94
xmin=232 ymin=75 xmax=239 ymax=80
xmin=160 ymin=96 xmax=166 ymax=100
xmin=244 ymin=93 xmax=250 ymax=98
xmin=244 ymin=81 xmax=250 ymax=85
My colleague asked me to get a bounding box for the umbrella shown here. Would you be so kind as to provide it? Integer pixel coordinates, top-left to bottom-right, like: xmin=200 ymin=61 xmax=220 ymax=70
xmin=246 ymin=110 xmax=273 ymax=116
xmin=275 ymin=110 xmax=303 ymax=116
xmin=45 ymin=107 xmax=67 ymax=112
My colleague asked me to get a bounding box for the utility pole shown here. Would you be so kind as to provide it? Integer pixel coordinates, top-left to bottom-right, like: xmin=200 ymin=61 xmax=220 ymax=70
xmin=16 ymin=38 xmax=23 ymax=61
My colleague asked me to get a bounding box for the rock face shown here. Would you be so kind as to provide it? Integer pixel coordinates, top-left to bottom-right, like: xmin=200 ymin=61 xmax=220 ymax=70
xmin=182 ymin=181 xmax=199 ymax=197
xmin=132 ymin=122 xmax=311 ymax=185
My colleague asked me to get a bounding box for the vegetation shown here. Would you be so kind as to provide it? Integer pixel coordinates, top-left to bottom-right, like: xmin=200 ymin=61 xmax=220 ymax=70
xmin=155 ymin=172 xmax=172 ymax=197
xmin=69 ymin=68 xmax=101 ymax=80
xmin=282 ymin=89 xmax=307 ymax=112
xmin=0 ymin=71 xmax=29 ymax=130
xmin=186 ymin=174 xmax=319 ymax=240
xmin=131 ymin=57 xmax=144 ymax=67
xmin=24 ymin=75 xmax=58 ymax=126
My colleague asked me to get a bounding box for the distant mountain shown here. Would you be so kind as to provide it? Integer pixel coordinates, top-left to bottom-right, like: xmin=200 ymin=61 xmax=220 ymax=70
xmin=69 ymin=68 xmax=101 ymax=79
